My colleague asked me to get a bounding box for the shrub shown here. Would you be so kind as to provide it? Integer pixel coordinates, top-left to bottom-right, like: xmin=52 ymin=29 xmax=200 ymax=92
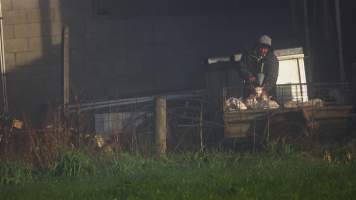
xmin=52 ymin=149 xmax=96 ymax=177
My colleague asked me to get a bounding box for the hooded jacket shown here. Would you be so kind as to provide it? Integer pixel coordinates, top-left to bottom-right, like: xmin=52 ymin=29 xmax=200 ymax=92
xmin=238 ymin=44 xmax=279 ymax=94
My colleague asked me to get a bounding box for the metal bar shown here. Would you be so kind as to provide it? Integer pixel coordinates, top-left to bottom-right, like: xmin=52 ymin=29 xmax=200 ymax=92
xmin=176 ymin=124 xmax=200 ymax=128
xmin=353 ymin=63 xmax=356 ymax=107
xmin=323 ymin=0 xmax=330 ymax=40
xmin=68 ymin=90 xmax=205 ymax=112
xmin=76 ymin=101 xmax=152 ymax=113
xmin=207 ymin=56 xmax=231 ymax=65
xmin=68 ymin=90 xmax=203 ymax=108
xmin=0 ymin=1 xmax=8 ymax=113
xmin=69 ymin=97 xmax=154 ymax=109
xmin=335 ymin=0 xmax=346 ymax=82
xmin=303 ymin=0 xmax=313 ymax=84
xmin=296 ymin=59 xmax=304 ymax=101
xmin=199 ymin=101 xmax=204 ymax=151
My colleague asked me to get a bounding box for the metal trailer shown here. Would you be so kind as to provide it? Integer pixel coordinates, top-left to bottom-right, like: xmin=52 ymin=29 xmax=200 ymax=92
xmin=222 ymin=83 xmax=355 ymax=151
xmin=206 ymin=47 xmax=355 ymax=150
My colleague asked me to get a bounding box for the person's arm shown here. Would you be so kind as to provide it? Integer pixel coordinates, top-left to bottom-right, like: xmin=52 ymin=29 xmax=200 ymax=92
xmin=263 ymin=55 xmax=279 ymax=94
xmin=238 ymin=53 xmax=255 ymax=81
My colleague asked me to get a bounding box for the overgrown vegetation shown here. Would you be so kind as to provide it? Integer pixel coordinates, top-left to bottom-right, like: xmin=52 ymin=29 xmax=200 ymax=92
xmin=0 ymin=150 xmax=356 ymax=200
xmin=52 ymin=149 xmax=96 ymax=177
xmin=1 ymin=110 xmax=355 ymax=199
xmin=0 ymin=162 xmax=32 ymax=185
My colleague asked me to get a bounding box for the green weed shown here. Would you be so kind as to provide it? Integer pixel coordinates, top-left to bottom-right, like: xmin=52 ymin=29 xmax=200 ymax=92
xmin=0 ymin=162 xmax=32 ymax=185
xmin=111 ymin=154 xmax=143 ymax=175
xmin=51 ymin=149 xmax=96 ymax=177
xmin=0 ymin=152 xmax=356 ymax=200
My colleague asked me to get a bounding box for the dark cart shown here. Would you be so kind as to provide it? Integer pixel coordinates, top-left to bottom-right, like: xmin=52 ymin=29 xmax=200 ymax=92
xmin=223 ymin=83 xmax=355 ymax=149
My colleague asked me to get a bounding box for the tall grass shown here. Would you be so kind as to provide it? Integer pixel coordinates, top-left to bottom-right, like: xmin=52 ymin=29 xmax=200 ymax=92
xmin=1 ymin=152 xmax=356 ymax=200
xmin=0 ymin=162 xmax=32 ymax=185
xmin=52 ymin=149 xmax=96 ymax=177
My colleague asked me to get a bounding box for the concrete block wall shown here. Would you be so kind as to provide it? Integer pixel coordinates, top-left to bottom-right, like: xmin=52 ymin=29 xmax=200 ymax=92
xmin=1 ymin=0 xmax=64 ymax=118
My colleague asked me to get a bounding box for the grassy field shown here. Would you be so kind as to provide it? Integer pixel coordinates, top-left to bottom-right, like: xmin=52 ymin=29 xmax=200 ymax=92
xmin=1 ymin=151 xmax=356 ymax=200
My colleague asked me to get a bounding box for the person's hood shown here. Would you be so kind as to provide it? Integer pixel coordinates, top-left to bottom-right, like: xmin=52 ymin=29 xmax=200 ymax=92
xmin=259 ymin=35 xmax=272 ymax=47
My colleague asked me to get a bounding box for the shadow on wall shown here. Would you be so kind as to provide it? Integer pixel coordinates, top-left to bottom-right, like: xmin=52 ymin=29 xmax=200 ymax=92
xmin=2 ymin=0 xmax=299 ymax=126
xmin=3 ymin=0 xmax=63 ymax=126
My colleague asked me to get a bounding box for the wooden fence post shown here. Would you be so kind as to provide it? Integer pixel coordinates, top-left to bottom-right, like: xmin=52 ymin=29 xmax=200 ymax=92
xmin=155 ymin=96 xmax=167 ymax=155
xmin=62 ymin=26 xmax=70 ymax=143
xmin=62 ymin=26 xmax=70 ymax=111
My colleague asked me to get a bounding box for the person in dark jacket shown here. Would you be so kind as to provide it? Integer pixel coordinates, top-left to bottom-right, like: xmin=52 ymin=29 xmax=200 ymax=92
xmin=238 ymin=35 xmax=279 ymax=99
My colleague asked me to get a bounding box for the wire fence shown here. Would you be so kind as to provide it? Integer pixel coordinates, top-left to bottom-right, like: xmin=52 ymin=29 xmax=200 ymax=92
xmin=65 ymin=90 xmax=206 ymax=153
xmin=1 ymin=82 xmax=354 ymax=158
xmin=65 ymin=82 xmax=354 ymax=153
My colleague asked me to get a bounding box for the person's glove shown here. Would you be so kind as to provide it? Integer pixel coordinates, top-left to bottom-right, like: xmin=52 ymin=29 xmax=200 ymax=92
xmin=255 ymin=87 xmax=263 ymax=97
xmin=255 ymin=86 xmax=269 ymax=99
xmin=261 ymin=87 xmax=269 ymax=100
